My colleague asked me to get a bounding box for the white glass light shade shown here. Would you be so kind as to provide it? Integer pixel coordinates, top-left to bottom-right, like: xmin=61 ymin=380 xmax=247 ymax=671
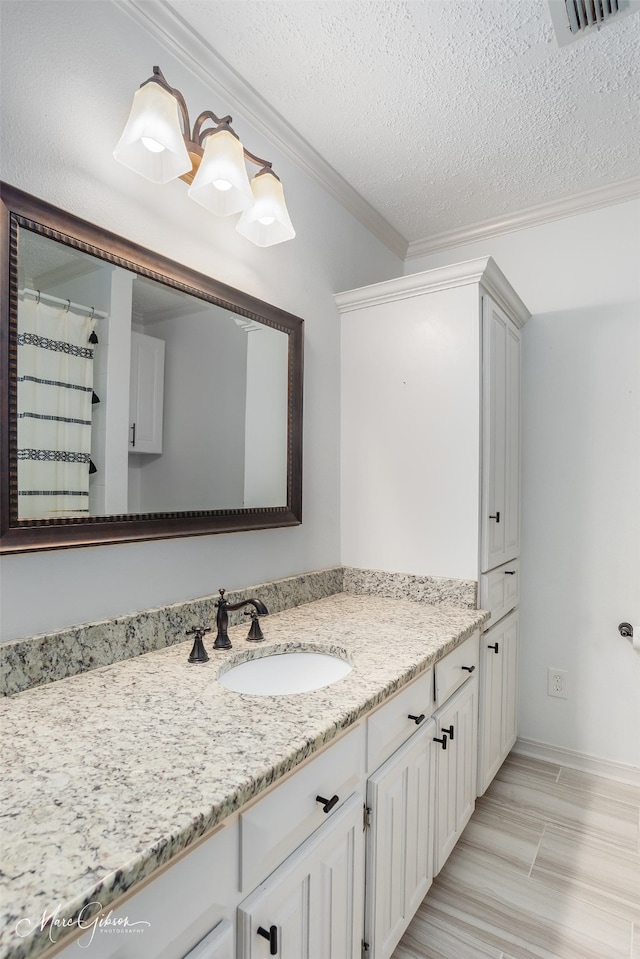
xmin=113 ymin=81 xmax=191 ymax=184
xmin=187 ymin=130 xmax=253 ymax=216
xmin=236 ymin=172 xmax=296 ymax=247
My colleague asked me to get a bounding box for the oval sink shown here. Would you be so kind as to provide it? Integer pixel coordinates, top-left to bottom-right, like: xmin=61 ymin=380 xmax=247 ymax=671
xmin=218 ymin=651 xmax=352 ymax=696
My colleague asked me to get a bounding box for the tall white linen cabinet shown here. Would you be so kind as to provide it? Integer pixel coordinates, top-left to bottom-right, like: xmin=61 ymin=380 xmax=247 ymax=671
xmin=336 ymin=256 xmax=530 ymax=801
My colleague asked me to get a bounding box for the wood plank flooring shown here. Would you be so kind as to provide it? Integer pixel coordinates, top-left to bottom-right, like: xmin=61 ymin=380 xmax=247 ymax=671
xmin=392 ymin=752 xmax=640 ymax=959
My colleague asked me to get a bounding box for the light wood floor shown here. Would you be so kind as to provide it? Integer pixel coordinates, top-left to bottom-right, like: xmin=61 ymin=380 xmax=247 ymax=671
xmin=392 ymin=752 xmax=640 ymax=959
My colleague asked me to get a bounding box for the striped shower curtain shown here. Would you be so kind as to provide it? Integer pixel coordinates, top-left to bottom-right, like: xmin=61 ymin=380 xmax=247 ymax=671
xmin=17 ymin=297 xmax=96 ymax=518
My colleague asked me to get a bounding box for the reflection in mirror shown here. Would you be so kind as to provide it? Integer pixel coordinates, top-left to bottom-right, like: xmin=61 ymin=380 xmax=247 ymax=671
xmin=1 ymin=182 xmax=303 ymax=553
xmin=17 ymin=230 xmax=289 ymax=518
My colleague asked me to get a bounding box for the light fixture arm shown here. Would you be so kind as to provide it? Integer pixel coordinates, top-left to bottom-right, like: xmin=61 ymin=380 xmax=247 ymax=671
xmin=192 ymin=111 xmax=234 ymax=146
xmin=140 ymin=66 xmax=276 ymax=174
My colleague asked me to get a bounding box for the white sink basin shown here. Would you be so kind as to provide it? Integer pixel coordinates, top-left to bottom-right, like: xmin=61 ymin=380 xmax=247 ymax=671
xmin=218 ymin=650 xmax=352 ymax=696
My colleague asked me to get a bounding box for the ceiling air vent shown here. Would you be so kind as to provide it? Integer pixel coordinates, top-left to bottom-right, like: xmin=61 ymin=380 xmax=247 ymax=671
xmin=547 ymin=0 xmax=640 ymax=44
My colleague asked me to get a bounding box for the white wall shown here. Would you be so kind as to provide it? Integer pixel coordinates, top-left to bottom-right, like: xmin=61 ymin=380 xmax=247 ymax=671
xmin=132 ymin=308 xmax=248 ymax=512
xmin=0 ymin=0 xmax=402 ymax=641
xmin=406 ymin=199 xmax=640 ymax=770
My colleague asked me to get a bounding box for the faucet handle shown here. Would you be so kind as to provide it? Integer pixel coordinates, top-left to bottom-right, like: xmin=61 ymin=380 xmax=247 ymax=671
xmin=245 ymin=608 xmax=265 ymax=642
xmin=187 ymin=626 xmax=210 ymax=663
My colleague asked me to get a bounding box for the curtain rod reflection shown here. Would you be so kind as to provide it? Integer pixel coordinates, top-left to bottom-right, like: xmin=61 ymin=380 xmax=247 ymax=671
xmin=19 ymin=288 xmax=108 ymax=321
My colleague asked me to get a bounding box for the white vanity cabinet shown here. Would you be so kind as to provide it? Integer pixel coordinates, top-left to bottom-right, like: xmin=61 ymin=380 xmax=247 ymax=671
xmin=433 ymin=675 xmax=478 ymax=874
xmin=432 ymin=633 xmax=479 ymax=875
xmin=237 ymin=794 xmax=365 ymax=959
xmin=51 ymin=644 xmax=486 ymax=959
xmin=364 ymin=718 xmax=436 ymax=959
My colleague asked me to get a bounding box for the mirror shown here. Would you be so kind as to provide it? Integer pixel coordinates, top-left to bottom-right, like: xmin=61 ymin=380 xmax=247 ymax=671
xmin=0 ymin=182 xmax=304 ymax=553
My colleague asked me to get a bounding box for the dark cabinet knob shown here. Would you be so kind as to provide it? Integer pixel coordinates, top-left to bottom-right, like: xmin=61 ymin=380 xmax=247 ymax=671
xmin=488 ymin=642 xmax=499 ymax=654
xmin=408 ymin=713 xmax=425 ymax=725
xmin=489 ymin=511 xmax=500 ymax=522
xmin=433 ymin=734 xmax=447 ymax=750
xmin=316 ymin=794 xmax=339 ymax=814
xmin=461 ymin=665 xmax=475 ymax=673
xmin=257 ymin=925 xmax=278 ymax=955
xmin=442 ymin=724 xmax=454 ymax=741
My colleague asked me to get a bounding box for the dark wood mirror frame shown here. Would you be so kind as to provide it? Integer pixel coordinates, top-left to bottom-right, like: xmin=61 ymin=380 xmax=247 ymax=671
xmin=0 ymin=182 xmax=303 ymax=553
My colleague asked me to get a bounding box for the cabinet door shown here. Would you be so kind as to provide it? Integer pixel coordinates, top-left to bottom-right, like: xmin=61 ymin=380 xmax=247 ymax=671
xmin=365 ymin=719 xmax=435 ymax=959
xmin=238 ymin=794 xmax=364 ymax=959
xmin=481 ymin=297 xmax=521 ymax=571
xmin=434 ymin=677 xmax=478 ymax=875
xmin=129 ymin=331 xmax=165 ymax=454
xmin=500 ymin=610 xmax=519 ymax=760
xmin=477 ymin=622 xmax=504 ymax=796
xmin=477 ymin=610 xmax=519 ymax=796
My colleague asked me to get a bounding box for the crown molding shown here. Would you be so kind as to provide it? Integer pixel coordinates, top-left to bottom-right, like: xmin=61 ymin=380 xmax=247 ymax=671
xmin=335 ymin=255 xmax=530 ymax=327
xmin=406 ymin=176 xmax=640 ymax=260
xmin=113 ymin=0 xmax=408 ymax=260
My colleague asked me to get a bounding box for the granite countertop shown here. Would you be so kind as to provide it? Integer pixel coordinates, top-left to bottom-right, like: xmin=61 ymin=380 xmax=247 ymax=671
xmin=0 ymin=592 xmax=489 ymax=959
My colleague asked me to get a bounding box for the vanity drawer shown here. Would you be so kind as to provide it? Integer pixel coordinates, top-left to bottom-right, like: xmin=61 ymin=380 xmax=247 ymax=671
xmin=366 ymin=669 xmax=433 ymax=773
xmin=240 ymin=723 xmax=364 ymax=892
xmin=480 ymin=559 xmax=520 ymax=626
xmin=434 ymin=632 xmax=479 ymax=707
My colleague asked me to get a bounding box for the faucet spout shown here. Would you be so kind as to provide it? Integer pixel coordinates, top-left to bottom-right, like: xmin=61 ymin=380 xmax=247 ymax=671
xmin=213 ymin=588 xmax=268 ymax=649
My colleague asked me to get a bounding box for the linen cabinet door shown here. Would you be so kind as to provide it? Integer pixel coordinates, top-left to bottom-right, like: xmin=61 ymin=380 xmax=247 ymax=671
xmin=481 ymin=295 xmax=508 ymax=572
xmin=503 ymin=317 xmax=521 ymax=561
xmin=481 ymin=297 xmax=521 ymax=572
xmin=365 ymin=719 xmax=435 ymax=959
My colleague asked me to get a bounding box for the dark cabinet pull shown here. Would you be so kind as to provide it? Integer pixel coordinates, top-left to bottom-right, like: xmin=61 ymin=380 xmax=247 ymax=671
xmin=489 ymin=511 xmax=500 ymax=522
xmin=433 ymin=734 xmax=447 ymax=750
xmin=442 ymin=724 xmax=454 ymax=741
xmin=408 ymin=713 xmax=425 ymax=725
xmin=461 ymin=665 xmax=475 ymax=672
xmin=488 ymin=642 xmax=499 ymax=654
xmin=504 ymin=570 xmax=516 ymax=575
xmin=130 ymin=422 xmax=136 ymax=448
xmin=257 ymin=925 xmax=278 ymax=955
xmin=316 ymin=794 xmax=339 ymax=814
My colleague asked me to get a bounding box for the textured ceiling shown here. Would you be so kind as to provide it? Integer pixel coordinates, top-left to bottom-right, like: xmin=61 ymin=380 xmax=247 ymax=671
xmin=156 ymin=0 xmax=640 ymax=246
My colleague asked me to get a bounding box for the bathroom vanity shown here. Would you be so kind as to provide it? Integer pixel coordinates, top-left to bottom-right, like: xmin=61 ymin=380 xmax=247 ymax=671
xmin=0 ymin=592 xmax=489 ymax=959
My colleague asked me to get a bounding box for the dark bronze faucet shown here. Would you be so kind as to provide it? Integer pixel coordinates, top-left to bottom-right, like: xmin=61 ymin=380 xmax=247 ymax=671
xmin=214 ymin=588 xmax=268 ymax=649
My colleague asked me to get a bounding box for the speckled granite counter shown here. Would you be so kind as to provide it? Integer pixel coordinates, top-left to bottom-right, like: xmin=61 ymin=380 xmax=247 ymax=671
xmin=0 ymin=593 xmax=488 ymax=959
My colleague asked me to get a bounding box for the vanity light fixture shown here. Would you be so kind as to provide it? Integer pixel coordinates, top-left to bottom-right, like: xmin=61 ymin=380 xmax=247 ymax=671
xmin=113 ymin=66 xmax=295 ymax=247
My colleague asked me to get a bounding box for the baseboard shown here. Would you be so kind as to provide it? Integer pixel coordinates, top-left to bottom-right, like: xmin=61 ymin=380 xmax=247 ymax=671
xmin=513 ymin=737 xmax=640 ymax=786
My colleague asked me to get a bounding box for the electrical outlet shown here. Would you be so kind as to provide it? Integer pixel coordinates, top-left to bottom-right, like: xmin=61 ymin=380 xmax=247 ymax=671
xmin=548 ymin=668 xmax=568 ymax=699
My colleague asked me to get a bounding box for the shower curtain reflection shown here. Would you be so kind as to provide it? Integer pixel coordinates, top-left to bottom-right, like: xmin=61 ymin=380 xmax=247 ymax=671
xmin=17 ymin=295 xmax=97 ymax=518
